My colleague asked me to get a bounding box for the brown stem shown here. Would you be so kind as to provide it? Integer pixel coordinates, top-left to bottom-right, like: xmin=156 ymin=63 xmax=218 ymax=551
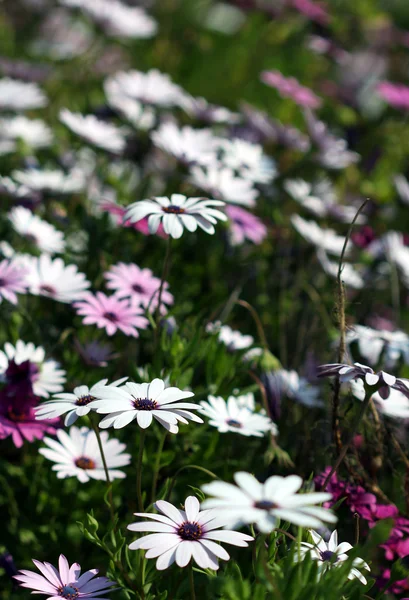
xmin=236 ymin=299 xmax=269 ymax=350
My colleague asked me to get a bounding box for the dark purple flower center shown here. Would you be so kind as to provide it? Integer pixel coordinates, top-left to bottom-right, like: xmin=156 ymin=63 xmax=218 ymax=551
xmin=0 ymin=278 xmax=5 ymax=287
xmin=320 ymin=550 xmax=338 ymax=563
xmin=40 ymin=284 xmax=57 ymax=296
xmin=58 ymin=585 xmax=79 ymax=599
xmin=75 ymin=456 xmax=96 ymax=470
xmin=177 ymin=522 xmax=202 ymax=541
xmin=163 ymin=205 xmax=185 ymax=214
xmin=7 ymin=406 xmax=32 ymax=422
xmin=132 ymin=283 xmax=144 ymax=293
xmin=75 ymin=395 xmax=95 ymax=406
xmin=226 ymin=419 xmax=242 ymax=428
xmin=132 ymin=397 xmax=157 ymax=411
xmin=254 ymin=500 xmax=279 ymax=510
xmin=103 ymin=311 xmax=118 ymax=322
xmin=6 ymin=359 xmax=39 ymax=387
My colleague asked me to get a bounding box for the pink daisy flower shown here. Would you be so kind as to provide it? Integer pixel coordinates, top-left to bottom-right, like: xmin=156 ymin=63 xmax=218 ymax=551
xmin=105 ymin=262 xmax=174 ymax=313
xmin=261 ymin=70 xmax=322 ymax=109
xmin=292 ymin=0 xmax=330 ymax=25
xmin=377 ymin=81 xmax=409 ymax=110
xmin=14 ymin=553 xmax=116 ymax=598
xmin=74 ymin=292 xmax=149 ymax=337
xmin=101 ymin=199 xmax=167 ymax=238
xmin=0 ymin=258 xmax=28 ymax=305
xmin=226 ymin=205 xmax=267 ymax=246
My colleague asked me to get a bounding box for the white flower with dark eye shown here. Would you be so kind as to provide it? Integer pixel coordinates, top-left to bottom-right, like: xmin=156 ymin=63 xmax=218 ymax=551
xmin=89 ymin=378 xmax=203 ymax=434
xmin=0 ymin=78 xmax=47 ymax=110
xmin=217 ymin=325 xmax=254 ymax=351
xmin=277 ymin=369 xmax=323 ymax=408
xmin=22 ymin=254 xmax=90 ymax=304
xmin=35 ymin=377 xmax=128 ymax=426
xmin=39 ymin=426 xmax=131 ymax=482
xmin=8 ymin=207 xmax=65 ymax=254
xmin=291 ymin=215 xmax=350 ymax=256
xmin=59 ymin=109 xmax=126 ymax=153
xmin=81 ymin=0 xmax=157 ymax=39
xmin=12 ymin=168 xmax=85 ymax=193
xmin=200 ymin=395 xmax=277 ymax=437
xmin=0 ymin=340 xmax=66 ymax=398
xmin=317 ymin=250 xmax=364 ymax=290
xmin=346 ymin=325 xmax=409 ymax=367
xmin=0 ymin=116 xmax=53 ymax=148
xmin=189 ymin=165 xmax=258 ymax=207
xmin=202 ymin=472 xmax=336 ymax=532
xmin=104 ymin=69 xmax=186 ymax=107
xmin=152 ymin=122 xmax=219 ymax=166
xmin=125 ymin=194 xmax=227 ymax=239
xmin=128 ymin=495 xmax=253 ymax=570
xmin=298 ymin=530 xmax=370 ymax=585
xmin=217 ymin=138 xmax=276 ymax=184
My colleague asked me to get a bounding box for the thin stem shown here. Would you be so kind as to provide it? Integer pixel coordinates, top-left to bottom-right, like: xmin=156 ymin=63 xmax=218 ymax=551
xmin=189 ymin=565 xmax=196 ymax=600
xmin=276 ymin=528 xmax=297 ymax=542
xmin=166 ymin=465 xmax=217 ymax=500
xmin=137 ymin=429 xmax=146 ymax=513
xmin=151 ymin=430 xmax=167 ymax=503
xmin=88 ymin=414 xmax=115 ymax=526
xmin=235 ymin=299 xmax=268 ymax=350
xmin=323 ymin=391 xmax=372 ymax=490
xmin=354 ymin=513 xmax=360 ymax=545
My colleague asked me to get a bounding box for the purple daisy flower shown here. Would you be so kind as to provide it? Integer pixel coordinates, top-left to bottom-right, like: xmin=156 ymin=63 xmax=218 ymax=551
xmin=226 ymin=205 xmax=267 ymax=246
xmin=14 ymin=554 xmax=116 ymax=598
xmin=0 ymin=258 xmax=28 ymax=305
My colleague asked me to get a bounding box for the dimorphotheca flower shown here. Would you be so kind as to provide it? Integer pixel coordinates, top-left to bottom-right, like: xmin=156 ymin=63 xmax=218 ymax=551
xmin=217 ymin=324 xmax=254 ymax=351
xmin=0 ymin=259 xmax=28 ymax=305
xmin=128 ymin=495 xmax=253 ymax=570
xmin=200 ymin=395 xmax=277 ymax=437
xmin=60 ymin=109 xmax=126 ymax=153
xmin=15 ymin=554 xmax=116 ymax=598
xmin=226 ymin=205 xmax=267 ymax=246
xmin=190 ymin=165 xmax=258 ymax=207
xmin=104 ymin=68 xmax=185 ymax=107
xmin=89 ymin=378 xmax=203 ymax=434
xmin=9 ymin=206 xmax=65 ymax=254
xmin=152 ymin=122 xmax=219 ymax=166
xmin=0 ymin=78 xmax=47 ymax=110
xmin=125 ymin=194 xmax=227 ymax=239
xmin=40 ymin=426 xmax=131 ymax=482
xmin=202 ymin=472 xmax=336 ymax=532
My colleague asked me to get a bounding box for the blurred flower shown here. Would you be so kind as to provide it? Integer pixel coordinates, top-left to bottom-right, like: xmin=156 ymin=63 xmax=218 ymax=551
xmin=0 ymin=259 xmax=28 ymax=305
xmin=59 ymin=109 xmax=126 ymax=153
xmin=152 ymin=122 xmax=219 ymax=166
xmin=8 ymin=206 xmax=65 ymax=254
xmin=298 ymin=530 xmax=370 ymax=584
xmin=190 ymin=165 xmax=258 ymax=207
xmin=377 ymin=81 xmax=409 ymax=110
xmin=74 ymin=339 xmax=115 ymax=367
xmin=89 ymin=378 xmax=202 ymax=433
xmin=217 ymin=324 xmax=254 ymax=350
xmin=0 ymin=175 xmax=33 ymax=201
xmin=261 ymin=70 xmax=322 ymax=109
xmin=350 ymin=225 xmax=375 ymax=249
xmin=39 ymin=426 xmax=130 ymax=482
xmin=32 ymin=8 xmax=92 ymax=60
xmin=180 ymin=95 xmax=240 ymax=124
xmin=291 ymin=0 xmax=329 ymax=25
xmin=317 ymin=250 xmax=364 ymax=290
xmin=0 ymin=116 xmax=52 ymax=149
xmin=0 ymin=552 xmax=18 ymax=581
xmin=74 ymin=292 xmax=149 ymax=337
xmin=277 ymin=369 xmax=324 ymax=408
xmin=0 ymin=78 xmax=47 ymax=110
xmin=226 ymin=205 xmax=267 ymax=245
xmin=394 ymin=174 xmax=409 ymax=205
xmin=125 ymin=194 xmax=227 ymax=239
xmin=105 ymin=92 xmax=155 ymax=130
xmin=100 ymin=198 xmax=166 ymax=237
xmin=12 ymin=168 xmax=85 ymax=193
xmin=346 ymin=325 xmax=409 ymax=367
xmin=35 ymin=377 xmax=127 ymax=426
xmin=291 ymin=215 xmax=350 ymax=256
xmin=105 ymin=69 xmax=186 ymax=107
xmin=79 ymin=0 xmax=157 ymax=39
xmin=218 ymin=138 xmax=276 ymax=183
xmin=200 ymin=394 xmax=277 ymax=436
xmin=373 ymin=388 xmax=409 ymax=419
xmin=128 ymin=495 xmax=253 ymax=570
xmin=202 ymin=472 xmax=336 ymax=532
xmin=23 ymin=254 xmax=90 ymax=303
xmin=105 ymin=262 xmax=173 ymax=313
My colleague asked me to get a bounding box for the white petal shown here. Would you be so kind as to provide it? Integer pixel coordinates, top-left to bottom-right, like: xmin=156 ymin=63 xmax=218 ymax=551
xmin=137 ymin=411 xmax=153 ymax=429
xmin=175 ymin=541 xmax=193 ymax=567
xmin=184 ymin=496 xmax=200 ymax=522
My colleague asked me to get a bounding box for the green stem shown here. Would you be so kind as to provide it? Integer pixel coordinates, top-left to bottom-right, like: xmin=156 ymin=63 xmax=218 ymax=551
xmin=323 ymin=391 xmax=372 ymax=490
xmin=137 ymin=429 xmax=147 ymax=513
xmin=88 ymin=414 xmax=115 ymax=526
xmin=189 ymin=565 xmax=196 ymax=600
xmin=153 ymin=237 xmax=172 ymax=349
xmin=166 ymin=465 xmax=217 ymax=501
xmin=151 ymin=430 xmax=167 ymax=504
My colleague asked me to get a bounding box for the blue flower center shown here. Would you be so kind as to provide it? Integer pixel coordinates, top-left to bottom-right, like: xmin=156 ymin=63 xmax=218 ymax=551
xmin=163 ymin=205 xmax=185 ymax=214
xmin=320 ymin=550 xmax=338 ymax=563
xmin=59 ymin=585 xmax=79 ymax=599
xmin=133 ymin=397 xmax=157 ymax=411
xmin=177 ymin=522 xmax=202 ymax=541
xmin=75 ymin=456 xmax=96 ymax=470
xmin=226 ymin=419 xmax=242 ymax=428
xmin=254 ymin=500 xmax=278 ymax=510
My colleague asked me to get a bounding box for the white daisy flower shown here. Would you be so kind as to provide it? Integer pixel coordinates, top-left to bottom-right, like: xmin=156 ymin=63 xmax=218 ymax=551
xmin=39 ymin=426 xmax=131 ymax=482
xmin=8 ymin=206 xmax=65 ymax=254
xmin=128 ymin=495 xmax=253 ymax=571
xmin=200 ymin=395 xmax=277 ymax=437
xmin=152 ymin=122 xmax=219 ymax=166
xmin=0 ymin=175 xmax=32 ymax=200
xmin=59 ymin=109 xmax=126 ymax=153
xmin=394 ymin=174 xmax=409 ymax=205
xmin=346 ymin=325 xmax=409 ymax=367
xmin=12 ymin=168 xmax=85 ymax=194
xmin=35 ymin=377 xmax=128 ymax=426
xmin=317 ymin=250 xmax=364 ymax=290
xmin=0 ymin=139 xmax=17 ymax=155
xmin=81 ymin=0 xmax=157 ymax=39
xmin=180 ymin=95 xmax=240 ymax=124
xmin=202 ymin=472 xmax=336 ymax=533
xmin=298 ymin=529 xmax=370 ymax=585
xmin=125 ymin=193 xmax=227 ymax=239
xmin=104 ymin=69 xmax=186 ymax=107
xmin=0 ymin=78 xmax=47 ymax=110
xmin=105 ymin=88 xmax=155 ymax=130
xmin=277 ymin=370 xmax=324 ymax=408
xmin=0 ymin=340 xmax=66 ymax=398
xmin=217 ymin=325 xmax=254 ymax=351
xmin=89 ymin=378 xmax=203 ymax=434
xmin=189 ymin=165 xmax=258 ymax=207
xmin=0 ymin=116 xmax=53 ymax=148
xmin=373 ymin=387 xmax=409 ymax=419
xmin=217 ymin=138 xmax=277 ymax=184
xmin=22 ymin=254 xmax=90 ymax=304
xmin=291 ymin=215 xmax=351 ymax=256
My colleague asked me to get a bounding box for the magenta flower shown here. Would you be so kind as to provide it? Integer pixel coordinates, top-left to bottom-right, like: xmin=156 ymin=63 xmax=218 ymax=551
xmin=261 ymin=70 xmax=322 ymax=109
xmin=377 ymin=81 xmax=409 ymax=110
xmin=14 ymin=554 xmax=116 ymax=598
xmin=105 ymin=262 xmax=173 ymax=313
xmin=292 ymin=0 xmax=330 ymax=25
xmin=74 ymin=292 xmax=149 ymax=337
xmin=0 ymin=259 xmax=27 ymax=305
xmin=226 ymin=205 xmax=267 ymax=246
